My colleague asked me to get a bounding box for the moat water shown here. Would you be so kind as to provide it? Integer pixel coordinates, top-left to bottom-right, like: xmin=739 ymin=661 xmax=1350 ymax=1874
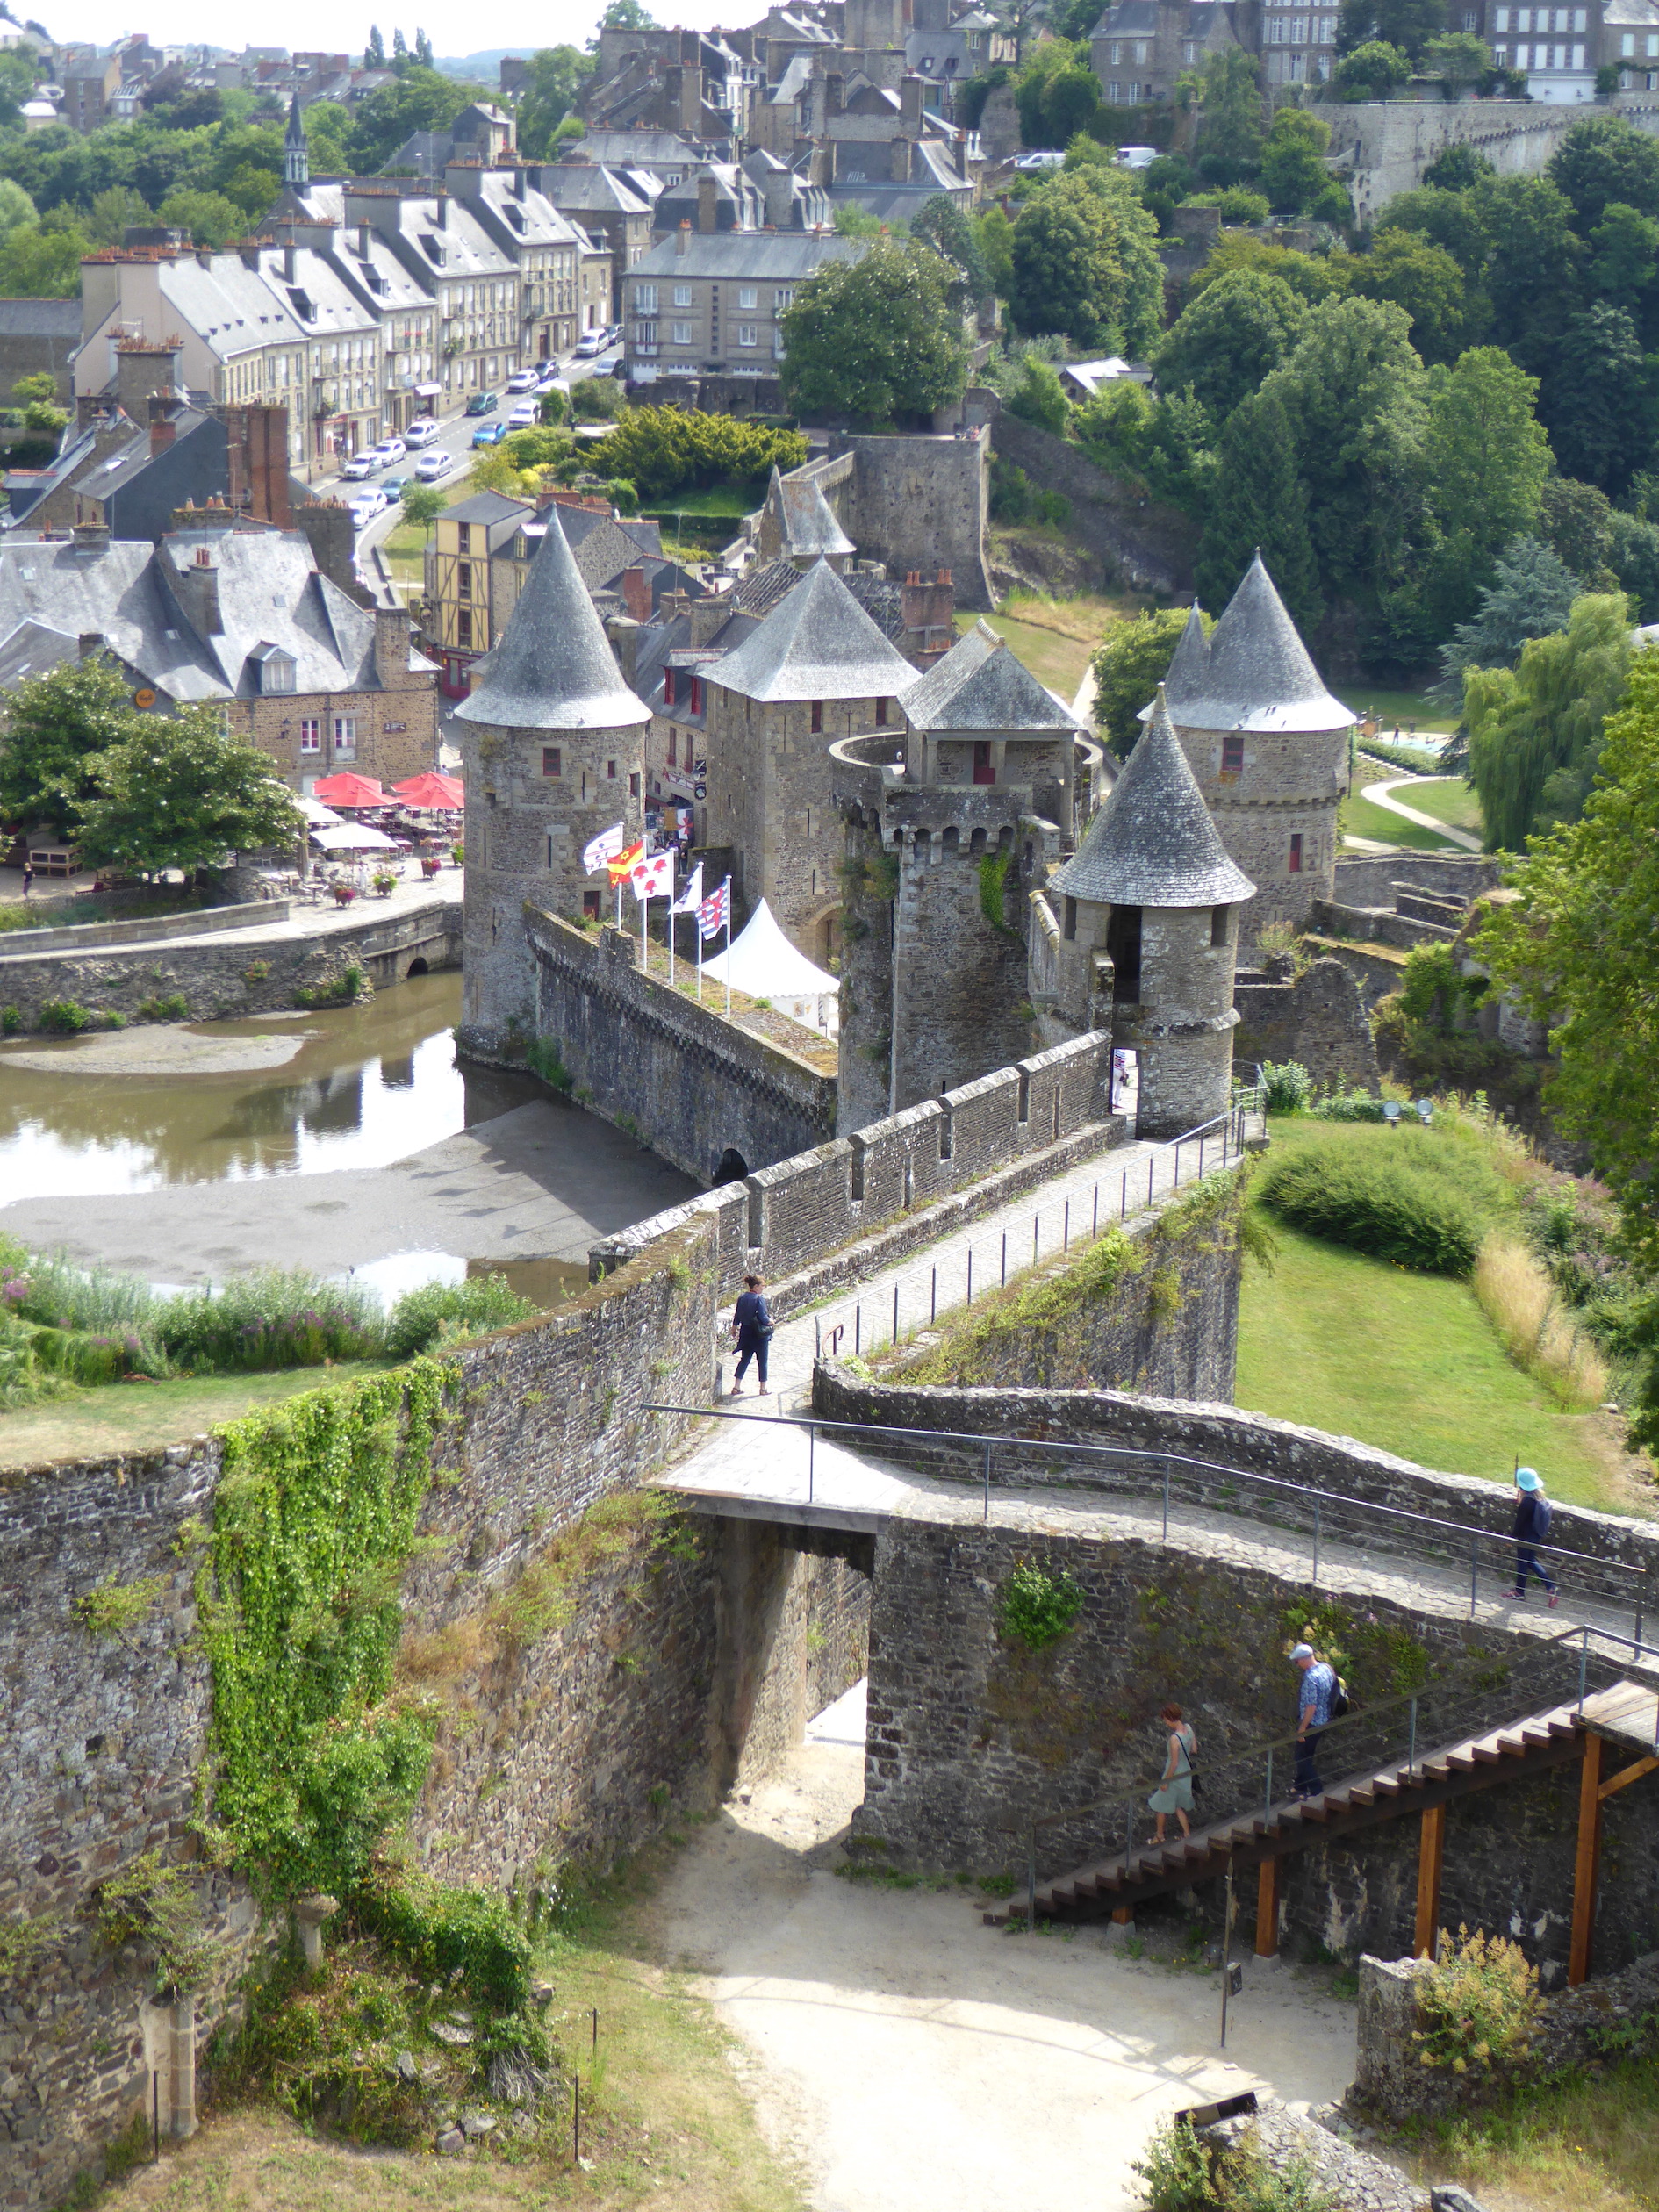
xmin=0 ymin=973 xmax=534 ymax=1202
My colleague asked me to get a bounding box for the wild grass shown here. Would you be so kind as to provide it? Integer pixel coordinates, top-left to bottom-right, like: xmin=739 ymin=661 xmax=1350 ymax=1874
xmin=1395 ymin=2058 xmax=1659 ymax=2212
xmin=161 ymin=1269 xmax=384 ymax=1373
xmin=1475 ymin=1237 xmax=1611 ymax=1411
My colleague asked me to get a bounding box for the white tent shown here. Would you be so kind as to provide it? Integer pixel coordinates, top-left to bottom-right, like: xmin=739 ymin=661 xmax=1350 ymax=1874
xmin=311 ymin=822 xmax=401 ymax=851
xmin=298 ymin=796 xmax=344 ymax=826
xmin=701 ymin=899 xmax=839 ymax=1033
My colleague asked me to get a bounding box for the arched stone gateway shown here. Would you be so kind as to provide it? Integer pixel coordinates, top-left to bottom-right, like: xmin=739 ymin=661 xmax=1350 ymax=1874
xmin=714 ymin=1147 xmax=749 ymax=1185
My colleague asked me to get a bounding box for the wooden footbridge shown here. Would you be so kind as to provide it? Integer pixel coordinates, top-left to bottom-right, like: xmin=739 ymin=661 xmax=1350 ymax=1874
xmin=997 ymin=1676 xmax=1659 ymax=1986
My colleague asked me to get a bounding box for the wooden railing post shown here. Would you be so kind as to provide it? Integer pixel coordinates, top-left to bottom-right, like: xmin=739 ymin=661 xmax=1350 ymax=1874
xmin=1254 ymin=1856 xmax=1281 ymax=1960
xmin=1569 ymin=1732 xmax=1605 ymax=1987
xmin=1414 ymin=1804 xmax=1445 ymax=1959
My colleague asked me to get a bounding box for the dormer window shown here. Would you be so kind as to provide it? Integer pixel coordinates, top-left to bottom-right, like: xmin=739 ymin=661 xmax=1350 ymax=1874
xmin=248 ymin=641 xmax=295 ymax=694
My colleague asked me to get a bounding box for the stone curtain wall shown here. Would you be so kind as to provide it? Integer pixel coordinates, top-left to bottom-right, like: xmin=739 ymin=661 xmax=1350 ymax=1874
xmin=1332 ymin=854 xmax=1503 ymax=908
xmin=834 ymin=432 xmax=995 ymax=612
xmin=854 ymin=1497 xmax=1659 ymax=1978
xmin=528 ymin=907 xmax=838 ymax=1183
xmin=1327 ymin=94 xmax=1659 ymax=226
xmin=1232 ymin=956 xmax=1381 ymax=1091
xmin=0 ymin=897 xmax=461 ymax=1031
xmin=889 ymin=1170 xmax=1245 ymax=1403
xmin=980 ymin=403 xmax=1199 ymax=596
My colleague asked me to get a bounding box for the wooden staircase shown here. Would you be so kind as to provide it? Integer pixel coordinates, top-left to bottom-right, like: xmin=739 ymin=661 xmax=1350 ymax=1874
xmin=995 ymin=1685 xmax=1659 ymax=1929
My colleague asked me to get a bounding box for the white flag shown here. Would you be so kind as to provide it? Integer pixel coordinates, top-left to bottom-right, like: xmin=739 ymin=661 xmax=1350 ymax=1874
xmin=671 ymin=862 xmax=703 ymax=916
xmin=582 ymin=822 xmax=624 ymax=875
xmin=629 ymin=848 xmax=674 ymax=901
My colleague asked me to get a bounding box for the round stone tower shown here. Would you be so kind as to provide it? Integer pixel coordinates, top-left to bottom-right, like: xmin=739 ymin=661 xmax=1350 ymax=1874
xmin=1050 ymin=686 xmax=1255 ymax=1140
xmin=1159 ymin=554 xmax=1353 ymax=947
xmin=454 ymin=514 xmax=649 ymax=1060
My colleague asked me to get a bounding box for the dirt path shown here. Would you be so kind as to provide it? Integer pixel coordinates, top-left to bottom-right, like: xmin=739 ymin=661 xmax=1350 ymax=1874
xmin=653 ymin=1685 xmax=1359 ymax=2212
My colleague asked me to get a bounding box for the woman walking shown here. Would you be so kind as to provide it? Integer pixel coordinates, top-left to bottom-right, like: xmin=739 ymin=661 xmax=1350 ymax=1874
xmin=1511 ymin=1467 xmax=1559 ymax=1606
xmin=1147 ymin=1704 xmax=1196 ymax=1846
xmin=729 ymin=1274 xmax=773 ymax=1397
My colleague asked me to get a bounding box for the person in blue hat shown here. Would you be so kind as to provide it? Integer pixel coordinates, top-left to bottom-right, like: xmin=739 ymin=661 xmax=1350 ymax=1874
xmin=1511 ymin=1468 xmax=1558 ymax=1606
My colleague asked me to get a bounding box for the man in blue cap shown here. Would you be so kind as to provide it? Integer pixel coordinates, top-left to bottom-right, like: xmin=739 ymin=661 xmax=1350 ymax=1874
xmin=1511 ymin=1468 xmax=1558 ymax=1606
xmin=1291 ymin=1642 xmax=1338 ymax=1799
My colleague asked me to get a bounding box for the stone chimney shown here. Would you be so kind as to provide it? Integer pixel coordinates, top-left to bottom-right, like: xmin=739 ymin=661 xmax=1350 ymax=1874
xmin=618 ymin=563 xmax=652 ymax=622
xmin=148 ymin=389 xmax=181 ymax=456
xmin=115 ymin=338 xmax=182 ymax=427
xmin=77 ymin=631 xmax=105 ymax=660
xmin=900 ymin=71 xmax=924 ymax=126
xmin=373 ymin=603 xmax=413 ymax=686
xmin=688 ymin=597 xmax=725 ymax=648
xmin=294 ymin=499 xmax=371 ymax=606
xmin=607 ymin=612 xmax=641 ymax=686
xmin=697 ymin=169 xmax=718 ymax=233
xmin=173 ymin=540 xmax=223 ymax=636
xmin=71 ymin=523 xmax=109 ymax=555
xmin=676 ymin=219 xmax=691 ymax=254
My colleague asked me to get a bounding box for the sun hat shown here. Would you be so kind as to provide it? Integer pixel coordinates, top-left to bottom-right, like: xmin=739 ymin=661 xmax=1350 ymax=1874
xmin=1516 ymin=1468 xmax=1541 ymax=1490
xmin=1289 ymin=1642 xmax=1314 ymax=1661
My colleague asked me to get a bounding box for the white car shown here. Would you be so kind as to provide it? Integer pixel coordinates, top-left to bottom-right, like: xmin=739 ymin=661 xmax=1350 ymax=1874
xmin=413 ymin=447 xmax=454 ymax=481
xmin=341 ymin=450 xmax=377 ymax=479
xmin=575 ymin=329 xmax=607 ymax=358
xmin=403 ymin=416 xmax=440 ymax=447
xmin=348 ymin=488 xmax=389 ymax=528
xmin=506 ymin=367 xmax=541 ymax=392
xmin=506 ymin=399 xmax=539 ymax=427
xmin=1115 ymin=144 xmax=1158 ymax=169
xmin=370 ymin=436 xmax=406 ymax=469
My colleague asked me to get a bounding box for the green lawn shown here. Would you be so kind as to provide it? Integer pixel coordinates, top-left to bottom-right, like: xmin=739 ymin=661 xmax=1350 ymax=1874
xmin=1396 ymin=775 xmax=1483 ymax=835
xmin=1339 ymin=789 xmax=1462 ymax=850
xmin=1334 ymin=684 xmax=1460 ymax=736
xmin=975 ymin=611 xmax=1096 ymax=700
xmin=1238 ymin=1120 xmax=1626 ymax=1512
xmin=0 ymin=1361 xmax=394 ymax=1469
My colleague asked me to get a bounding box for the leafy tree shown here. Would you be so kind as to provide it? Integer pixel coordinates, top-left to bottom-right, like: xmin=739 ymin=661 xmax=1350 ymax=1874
xmin=991 ymin=0 xmax=1054 ymax=67
xmin=514 ymin=46 xmax=596 ymax=157
xmin=0 ymin=657 xmax=143 ymax=837
xmin=1003 ymin=353 xmax=1070 ymax=432
xmin=1547 ymin=112 xmax=1659 ymax=232
xmin=77 ymin=707 xmax=304 ymax=878
xmin=1475 ymin=655 xmax=1659 ymax=1392
xmin=303 ymin=101 xmax=356 ymax=172
xmin=1192 ymin=50 xmax=1264 ymax=185
xmin=0 ymin=176 xmax=34 ymax=238
xmin=1440 ymin=535 xmax=1580 ymax=679
xmin=392 ymin=27 xmax=408 ymax=60
xmin=1423 ymin=30 xmax=1490 ymax=83
xmin=913 ymin=193 xmax=992 ymax=302
xmin=833 ymin=201 xmax=884 ymax=237
xmin=1009 ymin=169 xmax=1163 ymax=352
xmin=781 ymin=242 xmax=969 ymax=425
xmin=1537 ymin=476 xmax=1614 ymax=579
xmin=1153 ymin=269 xmax=1307 ymax=419
xmin=219 ymin=162 xmax=279 ymax=220
xmin=582 ymin=406 xmax=805 ymax=497
xmin=0 ymin=217 xmax=88 ymax=298
xmin=1588 ymin=199 xmax=1659 ymax=335
xmin=1264 ymin=294 xmax=1428 ymax=605
xmin=1469 ymin=173 xmax=1582 ymax=354
xmin=1605 ymin=511 xmax=1659 ymax=622
xmin=1336 ymin=0 xmax=1445 ymax=61
xmin=596 ymin=0 xmax=660 ymax=29
xmin=364 ymin=25 xmax=385 ymax=66
xmin=157 ymin=188 xmax=246 ymax=248
xmin=1423 ymin=143 xmax=1494 ymax=190
xmin=1537 ymin=303 xmax=1656 ymax=496
xmin=1376 ymin=182 xmax=1490 ymax=273
xmin=1089 ymin=607 xmax=1211 ymax=758
xmin=1196 ymin=386 xmax=1321 ymax=637
xmin=11 ymin=371 xmax=54 ymax=406
xmin=1347 ymin=227 xmax=1468 ymax=362
xmin=345 ymin=66 xmax=490 ymax=172
xmin=399 ymin=484 xmax=446 ymax=537
xmin=1185 ymin=232 xmax=1347 ymax=303
xmin=1424 ymin=348 xmax=1550 ymax=561
xmin=1070 ymin=381 xmax=1217 ymax=514
xmin=1332 ymin=40 xmax=1412 ymax=97
xmin=1016 ymin=46 xmax=1098 ymax=146
xmin=1259 ymin=107 xmax=1332 ymax=217
xmin=974 ymin=205 xmax=1016 ymax=298
xmin=1465 ymin=592 xmax=1632 ymax=846
xmin=85 ymin=183 xmax=149 ymax=245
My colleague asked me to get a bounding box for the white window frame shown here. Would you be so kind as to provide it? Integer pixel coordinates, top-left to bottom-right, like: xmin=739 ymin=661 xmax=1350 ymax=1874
xmin=634 ymin=282 xmax=658 ymax=313
xmin=672 ymin=320 xmax=693 ymax=345
xmin=737 ymin=285 xmax=758 ymax=310
xmin=736 ymin=322 xmax=758 ymax=348
xmin=299 ymin=716 xmax=320 ymax=755
xmin=332 ymin=715 xmax=356 ymax=758
xmin=672 ymin=284 xmax=692 ymax=305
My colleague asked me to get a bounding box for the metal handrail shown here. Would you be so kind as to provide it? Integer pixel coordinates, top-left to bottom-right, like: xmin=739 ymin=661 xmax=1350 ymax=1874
xmin=642 ymin=1404 xmax=1649 ymax=1585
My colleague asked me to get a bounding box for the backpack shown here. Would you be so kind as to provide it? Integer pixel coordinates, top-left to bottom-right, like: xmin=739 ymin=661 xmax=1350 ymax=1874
xmin=1533 ymin=1496 xmax=1552 ymax=1538
xmin=1331 ymin=1672 xmax=1350 ymax=1720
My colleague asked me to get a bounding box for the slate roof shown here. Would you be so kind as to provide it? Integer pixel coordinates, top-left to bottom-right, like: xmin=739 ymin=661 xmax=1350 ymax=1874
xmin=1167 ymin=554 xmax=1351 ymax=735
xmin=730 ymin=557 xmax=803 ymax=617
xmin=1051 ymin=687 xmax=1254 ymax=910
xmin=706 ymin=556 xmax=913 ymax=702
xmin=1162 ymin=601 xmax=1210 ymax=709
xmin=902 ymin=619 xmax=1080 ymax=736
xmin=765 ymin=465 xmax=854 ymax=559
xmin=455 ymin=511 xmax=649 ymax=731
xmin=0 ymin=300 xmax=80 ymax=338
xmin=541 ymin=162 xmax=653 ymax=217
xmin=628 ymin=232 xmax=863 ymax=282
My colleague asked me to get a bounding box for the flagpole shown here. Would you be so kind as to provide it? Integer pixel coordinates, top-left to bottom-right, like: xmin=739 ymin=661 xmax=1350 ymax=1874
xmin=641 ymin=878 xmax=647 ymax=969
xmin=723 ymin=876 xmax=732 ymax=1018
xmin=697 ymin=921 xmax=703 ymax=1004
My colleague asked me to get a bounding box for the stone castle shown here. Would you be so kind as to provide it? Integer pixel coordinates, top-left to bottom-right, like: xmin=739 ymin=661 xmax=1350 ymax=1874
xmin=458 ymin=524 xmax=1361 ymax=1165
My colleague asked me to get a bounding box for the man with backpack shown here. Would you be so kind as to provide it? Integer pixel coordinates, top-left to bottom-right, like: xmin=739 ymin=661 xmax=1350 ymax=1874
xmin=1511 ymin=1467 xmax=1559 ymax=1607
xmin=1290 ymin=1642 xmax=1339 ymax=1799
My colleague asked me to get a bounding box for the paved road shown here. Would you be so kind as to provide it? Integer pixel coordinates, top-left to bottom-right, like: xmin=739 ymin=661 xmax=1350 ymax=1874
xmin=1361 ymin=776 xmax=1483 ymax=852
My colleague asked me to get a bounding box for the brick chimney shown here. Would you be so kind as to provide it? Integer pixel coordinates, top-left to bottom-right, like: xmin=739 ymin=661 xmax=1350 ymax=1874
xmin=148 ymin=390 xmax=180 ymax=456
xmin=676 ymin=218 xmax=691 ymax=254
xmin=172 ymin=539 xmax=223 ymax=636
xmin=240 ymin=403 xmax=292 ymax=528
xmin=619 ymin=563 xmax=652 ymax=621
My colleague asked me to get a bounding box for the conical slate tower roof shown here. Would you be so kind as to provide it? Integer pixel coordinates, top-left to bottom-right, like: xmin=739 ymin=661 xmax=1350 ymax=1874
xmin=1051 ymin=687 xmax=1255 ymax=910
xmin=903 ymin=618 xmax=1081 ymax=736
xmin=765 ymin=464 xmax=855 ymax=561
xmin=709 ymin=556 xmax=913 ymax=702
xmin=1167 ymin=554 xmax=1350 ymax=735
xmin=1162 ymin=602 xmax=1210 ymax=711
xmin=454 ymin=511 xmax=649 ymax=730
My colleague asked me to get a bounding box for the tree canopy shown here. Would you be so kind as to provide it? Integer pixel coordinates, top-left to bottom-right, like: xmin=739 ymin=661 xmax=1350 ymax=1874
xmin=1196 ymin=386 xmax=1320 ymax=637
xmin=1465 ymin=592 xmax=1633 ymax=848
xmin=77 ymin=708 xmax=303 ymax=878
xmin=1009 ymin=167 xmax=1163 ymax=354
xmin=0 ymin=657 xmax=141 ymax=837
xmin=779 ymin=242 xmax=968 ymax=425
xmin=1088 ymin=607 xmax=1211 ymax=759
xmin=1154 ymin=270 xmax=1308 ymax=420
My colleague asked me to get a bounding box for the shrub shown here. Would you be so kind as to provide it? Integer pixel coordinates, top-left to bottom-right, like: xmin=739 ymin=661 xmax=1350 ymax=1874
xmin=384 ymin=1275 xmax=536 ymax=1360
xmin=1412 ymin=1925 xmax=1541 ymax=2078
xmin=159 ymin=1268 xmax=384 ymax=1373
xmin=2 ymin=1004 xmax=19 ymax=1033
xmin=999 ymin=1557 xmax=1084 ymax=1649
xmin=1134 ymin=2116 xmax=1333 ymax=2212
xmin=136 ymin=993 xmax=190 ymax=1022
xmin=1260 ymin=1059 xmax=1314 ymax=1114
xmin=38 ymin=999 xmax=92 ymax=1033
xmin=1258 ymin=1133 xmax=1505 ymax=1274
xmin=1311 ymin=1086 xmax=1390 ymax=1122
xmin=294 ymin=963 xmax=369 ymax=1009
xmin=357 ymin=1864 xmax=532 ymax=2012
xmin=10 ymin=1251 xmax=167 ymax=1366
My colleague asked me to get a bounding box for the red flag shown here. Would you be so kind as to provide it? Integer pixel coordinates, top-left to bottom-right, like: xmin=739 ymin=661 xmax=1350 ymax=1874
xmin=607 ymin=839 xmax=644 ymax=887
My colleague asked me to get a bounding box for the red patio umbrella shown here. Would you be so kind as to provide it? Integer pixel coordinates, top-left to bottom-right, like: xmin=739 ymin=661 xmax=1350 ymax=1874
xmin=392 ymin=772 xmax=464 ymax=809
xmin=312 ymin=772 xmax=389 ymax=808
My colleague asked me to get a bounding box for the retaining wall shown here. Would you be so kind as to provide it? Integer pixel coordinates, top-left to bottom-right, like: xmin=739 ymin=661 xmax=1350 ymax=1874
xmin=1332 ymin=853 xmax=1502 ymax=908
xmin=0 ymin=900 xmax=268 ymax=955
xmin=973 ymin=398 xmax=1199 ymax=595
xmin=1329 ymin=93 xmax=1659 ymax=224
xmin=0 ymin=896 xmax=461 ymax=1029
xmin=1232 ymin=955 xmax=1380 ymax=1091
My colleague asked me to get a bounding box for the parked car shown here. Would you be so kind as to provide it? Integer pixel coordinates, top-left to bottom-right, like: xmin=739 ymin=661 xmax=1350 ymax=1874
xmin=506 ymin=399 xmax=540 ymax=427
xmin=341 ymin=450 xmax=377 ymax=479
xmin=380 ymin=475 xmax=410 ymax=500
xmin=413 ymin=447 xmax=454 ymax=481
xmin=403 ymin=416 xmax=440 ymax=447
xmin=506 ymin=367 xmax=540 ymax=392
xmin=464 ymin=391 xmax=498 ymax=416
xmin=575 ymin=329 xmax=607 ymax=358
xmin=348 ymin=488 xmax=389 ymax=528
xmin=470 ymin=420 xmax=507 ymax=447
xmin=370 ymin=436 xmax=406 ymax=469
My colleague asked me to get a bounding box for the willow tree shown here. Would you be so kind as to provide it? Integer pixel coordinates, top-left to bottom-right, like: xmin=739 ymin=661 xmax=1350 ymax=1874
xmin=1464 ymin=592 xmax=1633 ymax=850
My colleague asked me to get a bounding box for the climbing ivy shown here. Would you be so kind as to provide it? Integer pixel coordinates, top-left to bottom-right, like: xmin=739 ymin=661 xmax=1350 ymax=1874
xmin=978 ymin=851 xmax=1016 ymax=936
xmin=198 ymin=1362 xmax=448 ymax=1903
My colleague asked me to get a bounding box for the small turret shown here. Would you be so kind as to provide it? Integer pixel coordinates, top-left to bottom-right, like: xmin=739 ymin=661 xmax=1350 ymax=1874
xmin=284 ymin=94 xmax=309 ymax=190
